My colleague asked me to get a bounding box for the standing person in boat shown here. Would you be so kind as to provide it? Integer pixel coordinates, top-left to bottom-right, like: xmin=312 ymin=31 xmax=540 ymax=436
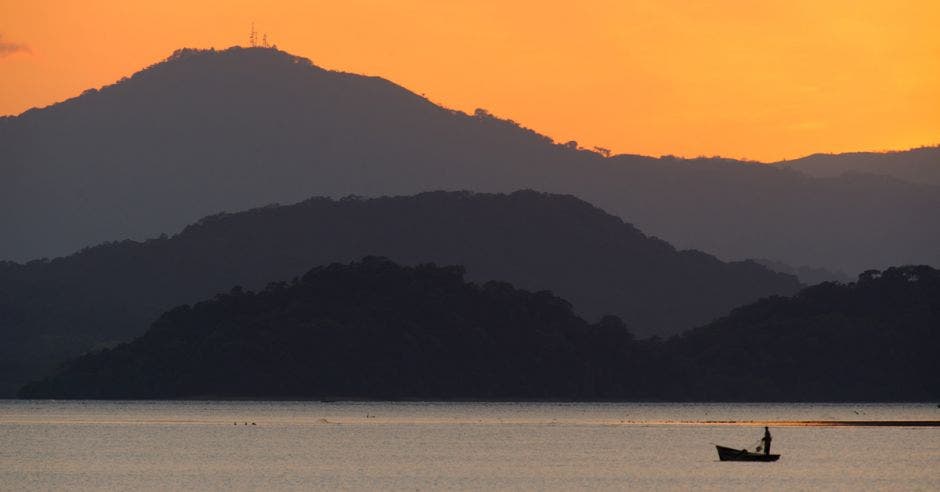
xmin=760 ymin=427 xmax=772 ymax=455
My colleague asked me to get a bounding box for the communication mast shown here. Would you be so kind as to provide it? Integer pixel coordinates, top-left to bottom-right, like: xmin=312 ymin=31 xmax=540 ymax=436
xmin=248 ymin=22 xmax=273 ymax=48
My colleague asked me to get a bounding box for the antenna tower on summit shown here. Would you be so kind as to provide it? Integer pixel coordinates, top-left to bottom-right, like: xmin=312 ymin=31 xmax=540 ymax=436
xmin=249 ymin=22 xmax=257 ymax=47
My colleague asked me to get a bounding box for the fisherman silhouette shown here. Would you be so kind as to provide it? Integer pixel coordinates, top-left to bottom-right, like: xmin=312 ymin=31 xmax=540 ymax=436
xmin=759 ymin=427 xmax=772 ymax=455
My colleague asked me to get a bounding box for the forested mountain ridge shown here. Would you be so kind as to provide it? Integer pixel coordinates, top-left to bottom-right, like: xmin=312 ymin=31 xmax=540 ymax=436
xmin=19 ymin=261 xmax=938 ymax=401
xmin=18 ymin=258 xmax=628 ymax=399
xmin=2 ymin=46 xmax=937 ymax=274
xmin=664 ymin=264 xmax=939 ymax=400
xmin=0 ymin=190 xmax=800 ymax=396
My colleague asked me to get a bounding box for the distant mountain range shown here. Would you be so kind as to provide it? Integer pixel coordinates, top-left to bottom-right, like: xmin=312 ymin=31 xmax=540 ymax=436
xmin=20 ymin=259 xmax=938 ymax=401
xmin=0 ymin=190 xmax=800 ymax=396
xmin=1 ymin=46 xmax=937 ymax=274
xmin=777 ymin=146 xmax=940 ymax=186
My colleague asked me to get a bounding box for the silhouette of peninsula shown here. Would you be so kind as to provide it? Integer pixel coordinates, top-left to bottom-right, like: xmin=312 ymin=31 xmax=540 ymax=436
xmin=0 ymin=190 xmax=799 ymax=396
xmin=19 ymin=260 xmax=938 ymax=401
xmin=1 ymin=46 xmax=937 ymax=274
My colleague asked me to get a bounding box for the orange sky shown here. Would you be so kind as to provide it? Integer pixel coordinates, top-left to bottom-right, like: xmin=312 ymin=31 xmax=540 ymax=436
xmin=1 ymin=0 xmax=938 ymax=161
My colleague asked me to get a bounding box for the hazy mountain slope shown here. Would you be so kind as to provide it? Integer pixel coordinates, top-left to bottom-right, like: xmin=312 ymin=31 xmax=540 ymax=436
xmin=585 ymin=156 xmax=939 ymax=274
xmin=2 ymin=46 xmax=938 ymax=273
xmin=749 ymin=258 xmax=851 ymax=285
xmin=20 ymin=261 xmax=937 ymax=401
xmin=778 ymin=146 xmax=940 ymax=186
xmin=0 ymin=190 xmax=801 ymax=395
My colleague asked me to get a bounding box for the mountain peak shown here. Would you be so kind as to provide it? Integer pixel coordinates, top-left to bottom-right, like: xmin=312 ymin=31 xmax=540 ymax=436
xmin=18 ymin=45 xmax=392 ymax=121
xmin=156 ymin=45 xmax=326 ymax=74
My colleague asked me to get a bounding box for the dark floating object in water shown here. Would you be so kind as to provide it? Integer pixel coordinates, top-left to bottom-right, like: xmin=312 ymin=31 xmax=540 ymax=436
xmin=715 ymin=445 xmax=780 ymax=462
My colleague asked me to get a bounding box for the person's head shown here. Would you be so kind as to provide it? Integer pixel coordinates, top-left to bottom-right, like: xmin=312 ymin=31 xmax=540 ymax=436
xmin=764 ymin=426 xmax=769 ymax=431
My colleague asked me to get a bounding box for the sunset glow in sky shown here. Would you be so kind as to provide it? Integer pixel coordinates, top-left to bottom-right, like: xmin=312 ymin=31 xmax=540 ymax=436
xmin=1 ymin=0 xmax=938 ymax=161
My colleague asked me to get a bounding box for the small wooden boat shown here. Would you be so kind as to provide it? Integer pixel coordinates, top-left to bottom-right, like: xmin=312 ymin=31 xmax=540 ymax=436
xmin=715 ymin=445 xmax=780 ymax=462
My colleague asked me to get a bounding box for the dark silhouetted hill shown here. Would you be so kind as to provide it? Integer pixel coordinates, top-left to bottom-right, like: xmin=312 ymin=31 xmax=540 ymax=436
xmin=777 ymin=146 xmax=940 ymax=186
xmin=0 ymin=190 xmax=800 ymax=396
xmin=1 ymin=46 xmax=937 ymax=274
xmin=19 ymin=261 xmax=938 ymax=401
xmin=18 ymin=258 xmax=640 ymax=399
xmin=666 ymin=265 xmax=939 ymax=401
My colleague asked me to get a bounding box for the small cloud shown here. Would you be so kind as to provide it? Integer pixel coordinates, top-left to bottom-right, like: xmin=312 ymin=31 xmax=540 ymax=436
xmin=0 ymin=34 xmax=30 ymax=58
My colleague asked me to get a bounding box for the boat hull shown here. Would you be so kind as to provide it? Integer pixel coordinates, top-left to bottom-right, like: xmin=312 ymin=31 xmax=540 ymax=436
xmin=715 ymin=445 xmax=780 ymax=462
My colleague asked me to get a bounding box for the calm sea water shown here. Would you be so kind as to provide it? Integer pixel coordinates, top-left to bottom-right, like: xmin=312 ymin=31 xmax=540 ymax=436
xmin=1 ymin=401 xmax=937 ymax=490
